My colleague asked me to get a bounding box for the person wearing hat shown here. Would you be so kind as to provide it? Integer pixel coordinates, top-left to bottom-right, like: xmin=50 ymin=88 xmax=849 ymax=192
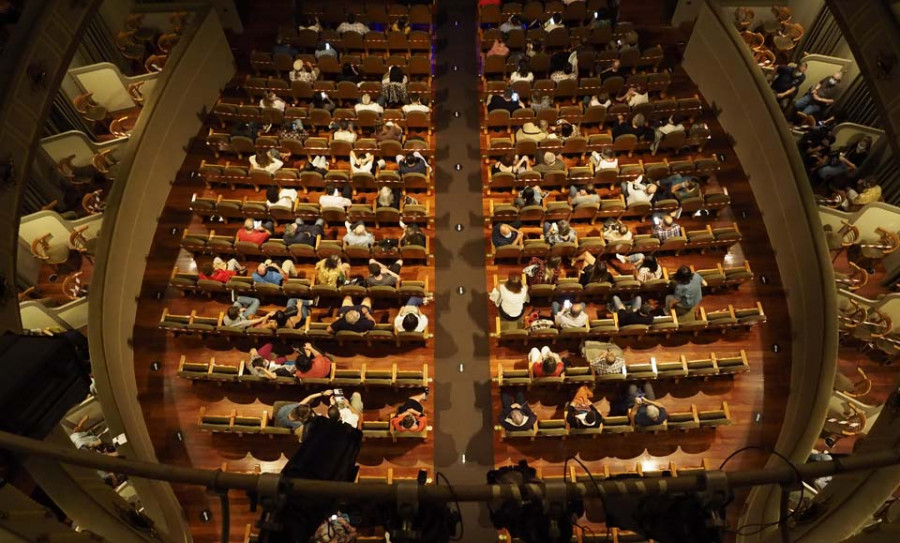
xmin=289 ymin=59 xmax=319 ymax=84
xmin=566 ymin=386 xmax=603 ymax=429
xmin=354 ymin=93 xmax=383 ymax=115
xmin=532 ymin=152 xmax=565 ymax=174
xmin=375 ymin=121 xmax=403 ymax=143
xmin=515 ymin=121 xmax=548 ymax=143
xmin=342 ymin=221 xmax=375 ymax=249
xmin=488 ymin=88 xmax=524 ymax=114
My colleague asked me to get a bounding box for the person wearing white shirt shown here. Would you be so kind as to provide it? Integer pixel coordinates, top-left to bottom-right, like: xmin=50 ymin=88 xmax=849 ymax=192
xmin=622 ymin=176 xmax=657 ymax=206
xmin=509 ymin=62 xmax=534 ymax=84
xmin=332 ymin=120 xmax=357 ymax=143
xmin=319 ymin=183 xmax=353 ymax=209
xmin=489 ymin=273 xmax=529 ymax=321
xmin=395 ymin=297 xmax=429 ymax=333
xmin=591 ymin=147 xmax=618 ymax=170
xmin=266 ymin=186 xmax=298 ymax=209
xmin=552 ymin=301 xmax=589 ymax=329
xmin=290 ymin=60 xmax=319 ymax=83
xmin=624 ymin=86 xmax=649 ymax=107
xmin=350 ymin=150 xmax=376 ymax=174
xmin=544 ymin=14 xmax=564 ymax=31
xmin=402 ymin=96 xmax=430 ymax=114
xmin=260 ymin=92 xmax=286 ymax=112
xmin=354 ymin=93 xmax=383 ymax=115
xmin=336 ymin=14 xmax=370 ymax=35
xmin=250 ymin=151 xmax=284 ymax=174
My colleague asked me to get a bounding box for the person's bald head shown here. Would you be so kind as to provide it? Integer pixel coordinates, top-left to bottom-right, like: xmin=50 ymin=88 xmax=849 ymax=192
xmin=605 ymin=351 xmax=617 ymax=364
xmin=344 ymin=309 xmax=360 ymax=324
xmin=663 ymin=215 xmax=674 ymax=226
xmin=646 ymin=184 xmax=658 ymax=195
xmin=243 ymin=218 xmax=255 ymax=230
xmin=256 ymin=263 xmax=267 ymax=275
xmin=570 ymin=302 xmax=584 ymax=316
xmin=500 ymin=224 xmax=513 ymax=237
xmin=645 ymin=404 xmax=660 ymax=421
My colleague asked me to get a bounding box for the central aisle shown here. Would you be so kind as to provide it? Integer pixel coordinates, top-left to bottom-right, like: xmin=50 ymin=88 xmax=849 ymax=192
xmin=432 ymin=1 xmax=496 ymax=537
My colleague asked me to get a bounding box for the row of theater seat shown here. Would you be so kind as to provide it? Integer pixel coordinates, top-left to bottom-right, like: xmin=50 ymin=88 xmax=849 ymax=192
xmin=496 ymin=401 xmax=732 ymax=438
xmin=483 ymin=45 xmax=663 ymax=79
xmin=169 ymin=268 xmax=428 ymax=302
xmin=488 ymin=191 xmax=730 ymax=224
xmin=254 ymin=35 xmax=431 ymax=70
xmin=490 ymin=224 xmax=743 ymax=261
xmin=482 ymin=72 xmax=672 ymax=101
xmin=479 ymin=1 xmax=621 ymax=28
xmin=189 ymin=193 xmax=430 ymax=226
xmin=180 ymin=229 xmax=430 ymax=261
xmin=496 ymin=350 xmax=750 ymax=386
xmin=238 ymin=76 xmax=432 ymax=105
xmin=178 ymin=356 xmax=430 ymax=388
xmin=494 ymin=302 xmax=767 ymax=343
xmin=160 ymin=308 xmax=429 ymax=347
xmin=198 ymin=405 xmax=430 ymax=440
xmin=508 ymin=261 xmax=754 ymax=302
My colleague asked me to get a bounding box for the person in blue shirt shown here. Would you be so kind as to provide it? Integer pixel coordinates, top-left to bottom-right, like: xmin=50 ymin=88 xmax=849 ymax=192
xmin=252 ymin=260 xmax=291 ymax=286
xmin=665 ymin=265 xmax=707 ymax=316
xmin=273 ymin=391 xmax=331 ymax=436
xmin=492 ymin=222 xmax=523 ymax=248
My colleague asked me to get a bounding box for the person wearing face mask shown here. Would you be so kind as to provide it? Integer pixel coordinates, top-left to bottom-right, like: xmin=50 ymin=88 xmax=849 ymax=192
xmin=771 ymin=61 xmax=807 ymax=110
xmin=815 ymin=136 xmax=873 ymax=185
xmin=795 ymin=71 xmax=842 ymax=120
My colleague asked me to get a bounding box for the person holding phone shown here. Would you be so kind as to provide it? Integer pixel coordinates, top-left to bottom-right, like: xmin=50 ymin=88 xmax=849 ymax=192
xmin=327 ymin=295 xmax=376 ymax=334
xmin=552 ymin=299 xmax=588 ymax=329
xmin=487 ymin=88 xmax=524 ymax=114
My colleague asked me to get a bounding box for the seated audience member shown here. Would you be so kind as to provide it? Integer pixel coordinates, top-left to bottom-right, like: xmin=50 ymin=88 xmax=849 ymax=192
xmin=499 ymin=14 xmax=523 ymax=33
xmin=382 ymin=65 xmax=409 ymax=107
xmin=200 ymin=257 xmax=246 ymax=283
xmin=795 ymin=71 xmax=842 ymax=120
xmin=314 ymin=41 xmax=338 ymax=60
xmin=543 ymin=220 xmax=577 ymax=246
xmin=290 ymin=60 xmax=319 ymax=83
xmin=516 ymin=121 xmax=549 ymax=143
xmin=617 ymin=85 xmax=649 ymax=107
xmin=298 ymin=15 xmax=321 ymax=32
xmin=266 ymin=185 xmax=298 ymax=209
xmin=618 ymin=383 xmax=668 ymax=427
xmin=514 ymin=186 xmax=544 ymax=209
xmin=489 ymin=273 xmax=529 ymax=321
xmin=487 ymin=38 xmax=510 ymax=57
xmin=283 ymin=219 xmax=324 ymax=247
xmin=367 ymin=258 xmax=403 ymax=287
xmin=493 ymin=153 xmax=532 ymax=175
xmin=575 ymin=252 xmax=613 ymax=286
xmin=343 ymin=221 xmax=375 ymax=249
xmin=492 ymin=222 xmax=523 ymax=247
xmin=531 ymin=92 xmax=553 ymax=116
xmin=771 ymin=61 xmax=807 ymax=110
xmin=591 ymin=148 xmax=618 ymax=171
xmin=263 ymin=298 xmax=313 ymax=330
xmin=272 ymin=37 xmax=298 ymax=58
xmin=591 ymin=347 xmax=626 ymax=375
xmin=398 ymin=152 xmax=430 ymax=175
xmin=499 ymin=391 xmax=537 ymax=432
xmin=552 ymin=300 xmax=588 ymax=329
xmin=355 ymin=93 xmax=383 ymax=115
xmin=585 ymin=91 xmax=613 ymax=108
xmin=293 ymin=343 xmax=333 ymax=380
xmin=509 ymin=60 xmax=534 ymax=83
xmin=336 ymin=62 xmax=360 ymax=84
xmin=376 ymin=186 xmax=404 ymax=209
xmin=550 ymin=63 xmax=576 ymax=83
xmin=319 ymin=183 xmax=353 ymax=209
xmin=529 ymin=345 xmax=564 ymax=378
xmin=550 ymin=119 xmax=579 ymax=141
xmin=488 ymin=89 xmax=524 ymax=114
xmin=394 ymin=297 xmax=429 ymax=333
xmin=533 ymin=152 xmax=566 ymax=174
xmin=603 ymin=220 xmax=633 ymax=243
xmin=313 ymin=512 xmax=356 ymax=543
xmin=250 ymin=150 xmax=284 ymax=174
xmin=815 ymin=136 xmax=872 ymax=185
xmin=237 ymin=218 xmax=272 ymax=244
xmin=651 ymin=214 xmax=682 ymax=241
xmin=391 ymin=16 xmax=410 ymax=34
xmin=658 ymin=174 xmax=701 ymax=201
xmin=260 ymin=92 xmax=286 ymax=112
xmin=610 ymin=253 xmax=662 ymax=283
xmin=327 ymin=390 xmax=364 ymax=430
xmin=375 ymin=121 xmax=402 ymax=143
xmin=391 ymin=391 xmax=429 ymax=433
xmin=349 ymin=150 xmax=377 ymax=175
xmin=401 ymin=222 xmax=427 ymax=247
xmin=315 ymin=255 xmax=350 ymax=287
xmin=336 ymin=13 xmax=370 ymax=34
xmin=246 ymin=348 xmax=295 ymax=380
xmin=611 ymin=295 xmax=654 ymax=326
xmin=327 ymin=296 xmax=376 ymax=334
xmin=569 ymin=183 xmax=601 ymax=207
xmin=833 ymin=178 xmax=881 ymax=211
xmin=253 ymin=259 xmax=294 ymax=286
xmin=567 ymin=386 xmax=603 ymax=429
xmin=274 ymin=391 xmax=330 ymax=434
xmin=526 ymin=255 xmax=563 ymax=285
xmin=543 ymin=12 xmax=564 ymax=31
xmin=304 ymin=154 xmax=330 ymax=175
xmin=402 ymin=95 xmax=431 ymax=114
xmin=223 ymin=297 xmax=269 ymax=328
xmin=622 ymin=176 xmax=657 ymax=206
xmin=652 ymin=115 xmax=685 ymax=152
xmin=331 ymin=120 xmax=357 ymax=143
xmin=665 ymin=265 xmax=706 ymax=315
xmin=312 ymin=90 xmax=336 ymax=113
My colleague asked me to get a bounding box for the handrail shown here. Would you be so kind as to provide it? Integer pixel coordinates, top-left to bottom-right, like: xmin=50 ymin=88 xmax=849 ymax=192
xmin=87 ymin=4 xmax=233 ymax=542
xmin=682 ymin=2 xmax=839 ymax=541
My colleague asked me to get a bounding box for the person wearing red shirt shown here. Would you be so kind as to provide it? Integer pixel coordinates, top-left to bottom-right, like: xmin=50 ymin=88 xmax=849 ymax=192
xmin=529 ymin=345 xmax=565 ymax=378
xmin=199 ymin=257 xmax=246 ymax=283
xmin=236 ymin=218 xmax=272 ymax=245
xmin=294 ymin=343 xmax=333 ymax=380
xmin=479 ymin=0 xmax=501 ymax=6
xmin=390 ymin=391 xmax=429 ymax=433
